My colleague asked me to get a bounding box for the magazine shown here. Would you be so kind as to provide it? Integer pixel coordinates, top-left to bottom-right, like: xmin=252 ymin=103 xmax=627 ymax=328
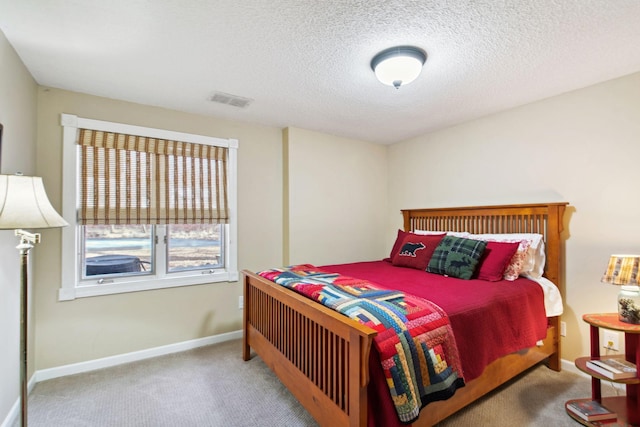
xmin=586 ymin=358 xmax=637 ymax=380
xmin=566 ymin=400 xmax=616 ymax=422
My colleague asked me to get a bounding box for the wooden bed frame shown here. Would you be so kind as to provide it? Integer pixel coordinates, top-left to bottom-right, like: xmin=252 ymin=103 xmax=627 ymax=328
xmin=242 ymin=202 xmax=568 ymax=427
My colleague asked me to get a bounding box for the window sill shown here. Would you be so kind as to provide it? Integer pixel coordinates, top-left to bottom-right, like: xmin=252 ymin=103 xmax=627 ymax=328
xmin=58 ymin=270 xmax=239 ymax=301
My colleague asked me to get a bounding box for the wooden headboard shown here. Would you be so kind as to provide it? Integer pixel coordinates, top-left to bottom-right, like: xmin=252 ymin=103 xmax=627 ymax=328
xmin=401 ymin=202 xmax=568 ymax=288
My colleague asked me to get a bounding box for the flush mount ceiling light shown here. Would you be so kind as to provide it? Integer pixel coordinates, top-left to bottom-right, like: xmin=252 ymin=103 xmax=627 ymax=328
xmin=371 ymin=46 xmax=427 ymax=89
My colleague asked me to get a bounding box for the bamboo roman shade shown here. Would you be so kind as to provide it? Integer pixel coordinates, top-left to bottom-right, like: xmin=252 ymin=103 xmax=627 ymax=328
xmin=77 ymin=129 xmax=228 ymax=225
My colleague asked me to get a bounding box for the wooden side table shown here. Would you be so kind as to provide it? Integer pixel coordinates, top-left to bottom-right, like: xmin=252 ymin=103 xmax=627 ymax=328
xmin=566 ymin=313 xmax=640 ymax=426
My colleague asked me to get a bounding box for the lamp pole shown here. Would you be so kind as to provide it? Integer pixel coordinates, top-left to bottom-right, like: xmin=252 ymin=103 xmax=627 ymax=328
xmin=17 ymin=230 xmax=40 ymax=427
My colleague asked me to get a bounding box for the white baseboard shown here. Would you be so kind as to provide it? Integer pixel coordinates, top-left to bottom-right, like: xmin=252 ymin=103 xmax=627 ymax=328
xmin=1 ymin=369 xmax=37 ymax=427
xmin=1 ymin=399 xmax=19 ymax=427
xmin=561 ymin=357 xmax=582 ymax=375
xmin=1 ymin=330 xmax=242 ymax=427
xmin=36 ymin=329 xmax=242 ymax=382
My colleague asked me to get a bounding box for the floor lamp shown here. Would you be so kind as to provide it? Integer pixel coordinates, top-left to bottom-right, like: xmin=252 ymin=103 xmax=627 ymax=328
xmin=0 ymin=174 xmax=67 ymax=427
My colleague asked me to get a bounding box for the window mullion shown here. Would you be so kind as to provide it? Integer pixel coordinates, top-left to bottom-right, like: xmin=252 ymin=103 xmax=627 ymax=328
xmin=156 ymin=224 xmax=168 ymax=277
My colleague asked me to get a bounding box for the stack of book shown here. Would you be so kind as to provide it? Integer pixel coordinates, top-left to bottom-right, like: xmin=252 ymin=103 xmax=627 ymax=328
xmin=566 ymin=400 xmax=617 ymax=422
xmin=586 ymin=357 xmax=637 ymax=380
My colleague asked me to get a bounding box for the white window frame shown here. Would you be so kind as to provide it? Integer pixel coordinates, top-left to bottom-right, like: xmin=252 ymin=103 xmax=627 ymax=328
xmin=59 ymin=114 xmax=238 ymax=301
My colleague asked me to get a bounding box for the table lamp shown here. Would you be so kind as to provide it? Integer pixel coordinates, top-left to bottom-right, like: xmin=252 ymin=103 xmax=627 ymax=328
xmin=602 ymin=254 xmax=640 ymax=324
xmin=0 ymin=174 xmax=68 ymax=427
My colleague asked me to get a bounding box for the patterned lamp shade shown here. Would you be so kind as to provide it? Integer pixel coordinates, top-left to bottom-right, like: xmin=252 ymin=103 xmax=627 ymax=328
xmin=602 ymin=254 xmax=640 ymax=324
xmin=602 ymin=254 xmax=640 ymax=286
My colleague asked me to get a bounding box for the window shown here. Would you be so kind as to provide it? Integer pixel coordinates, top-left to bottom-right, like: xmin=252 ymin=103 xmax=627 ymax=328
xmin=59 ymin=114 xmax=238 ymax=300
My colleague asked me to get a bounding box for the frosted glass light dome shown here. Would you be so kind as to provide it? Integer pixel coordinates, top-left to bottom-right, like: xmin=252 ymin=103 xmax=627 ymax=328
xmin=371 ymin=46 xmax=427 ymax=89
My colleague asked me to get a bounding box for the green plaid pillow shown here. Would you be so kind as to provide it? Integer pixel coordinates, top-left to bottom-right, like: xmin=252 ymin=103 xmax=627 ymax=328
xmin=427 ymin=236 xmax=488 ymax=280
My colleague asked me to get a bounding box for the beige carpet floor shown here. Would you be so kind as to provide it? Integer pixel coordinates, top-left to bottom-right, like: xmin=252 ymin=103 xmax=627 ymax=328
xmin=24 ymin=339 xmax=617 ymax=426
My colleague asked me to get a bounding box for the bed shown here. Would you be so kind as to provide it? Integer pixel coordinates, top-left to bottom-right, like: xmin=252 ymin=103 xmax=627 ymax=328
xmin=242 ymin=202 xmax=568 ymax=427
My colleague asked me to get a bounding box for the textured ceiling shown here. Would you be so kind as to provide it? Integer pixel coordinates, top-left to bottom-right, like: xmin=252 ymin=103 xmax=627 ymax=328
xmin=1 ymin=0 xmax=640 ymax=144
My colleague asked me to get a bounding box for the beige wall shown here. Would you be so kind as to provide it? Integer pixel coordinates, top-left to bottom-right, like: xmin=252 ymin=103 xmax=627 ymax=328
xmin=0 ymin=29 xmax=38 ymax=423
xmin=388 ymin=71 xmax=640 ymax=363
xmin=285 ymin=127 xmax=388 ymax=266
xmin=34 ymin=88 xmax=284 ymax=369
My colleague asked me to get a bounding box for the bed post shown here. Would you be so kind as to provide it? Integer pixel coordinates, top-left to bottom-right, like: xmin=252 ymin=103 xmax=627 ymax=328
xmin=543 ymin=203 xmax=567 ymax=372
xmin=403 ymin=210 xmax=411 ymax=233
xmin=242 ymin=273 xmax=251 ymax=361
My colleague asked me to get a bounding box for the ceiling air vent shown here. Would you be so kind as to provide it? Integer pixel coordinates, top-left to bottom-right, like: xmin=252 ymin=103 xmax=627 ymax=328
xmin=208 ymin=91 xmax=253 ymax=109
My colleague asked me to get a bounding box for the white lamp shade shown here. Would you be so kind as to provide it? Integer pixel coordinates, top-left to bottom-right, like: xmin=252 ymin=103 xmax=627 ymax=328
xmin=371 ymin=46 xmax=427 ymax=88
xmin=0 ymin=174 xmax=68 ymax=229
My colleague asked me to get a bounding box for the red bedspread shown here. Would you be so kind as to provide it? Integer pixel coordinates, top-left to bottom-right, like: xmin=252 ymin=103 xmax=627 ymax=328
xmin=320 ymin=260 xmax=548 ymax=426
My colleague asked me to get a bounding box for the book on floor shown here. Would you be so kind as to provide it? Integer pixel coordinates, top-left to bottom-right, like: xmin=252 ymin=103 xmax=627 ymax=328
xmin=590 ymin=421 xmax=629 ymax=427
xmin=566 ymin=400 xmax=616 ymax=422
xmin=586 ymin=358 xmax=637 ymax=380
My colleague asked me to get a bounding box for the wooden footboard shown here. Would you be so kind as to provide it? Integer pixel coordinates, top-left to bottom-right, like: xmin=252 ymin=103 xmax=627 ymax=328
xmin=243 ymin=270 xmax=376 ymax=427
xmin=243 ymin=202 xmax=568 ymax=427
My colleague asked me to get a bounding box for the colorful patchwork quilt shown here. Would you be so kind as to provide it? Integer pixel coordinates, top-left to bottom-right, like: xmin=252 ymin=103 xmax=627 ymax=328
xmin=258 ymin=264 xmax=465 ymax=423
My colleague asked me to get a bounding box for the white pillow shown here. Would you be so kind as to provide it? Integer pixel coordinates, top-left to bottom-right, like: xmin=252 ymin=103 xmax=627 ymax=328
xmin=415 ymin=230 xmax=470 ymax=238
xmin=525 ymin=239 xmax=545 ymax=279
